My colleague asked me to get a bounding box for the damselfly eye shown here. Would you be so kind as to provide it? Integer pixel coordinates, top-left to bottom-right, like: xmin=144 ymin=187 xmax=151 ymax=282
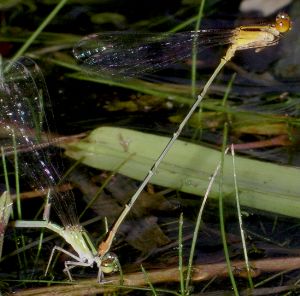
xmin=275 ymin=12 xmax=292 ymax=33
xmin=101 ymin=252 xmax=119 ymax=274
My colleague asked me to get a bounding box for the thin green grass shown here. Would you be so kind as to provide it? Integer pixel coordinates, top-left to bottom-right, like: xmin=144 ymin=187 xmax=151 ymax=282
xmin=231 ymin=144 xmax=254 ymax=289
xmin=186 ymin=65 xmax=236 ymax=277
xmin=191 ymin=0 xmax=206 ymax=98
xmin=190 ymin=0 xmax=206 ymax=141
xmin=0 ymin=154 xmax=13 ymax=260
xmin=31 ymin=229 xmax=45 ymax=280
xmin=12 ymin=132 xmax=21 ymax=220
xmin=169 ymin=15 xmax=201 ymax=33
xmin=219 ymin=123 xmax=239 ymax=295
xmin=11 ymin=132 xmax=28 ymax=277
xmin=11 ymin=0 xmax=69 ymax=62
xmin=221 ymin=73 xmax=236 ymax=107
xmin=178 ymin=213 xmax=185 ymax=295
xmin=1 ymin=148 xmax=11 ymax=197
xmin=141 ymin=264 xmax=158 ymax=296
xmin=254 ymin=268 xmax=296 ymax=288
xmin=184 ymin=144 xmax=227 ymax=291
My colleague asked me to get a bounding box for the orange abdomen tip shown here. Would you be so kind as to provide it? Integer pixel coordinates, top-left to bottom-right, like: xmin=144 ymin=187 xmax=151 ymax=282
xmin=275 ymin=12 xmax=292 ymax=33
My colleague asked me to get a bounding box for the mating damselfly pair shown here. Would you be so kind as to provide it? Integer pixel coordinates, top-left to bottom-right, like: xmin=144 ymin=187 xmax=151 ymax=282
xmin=1 ymin=12 xmax=291 ymax=283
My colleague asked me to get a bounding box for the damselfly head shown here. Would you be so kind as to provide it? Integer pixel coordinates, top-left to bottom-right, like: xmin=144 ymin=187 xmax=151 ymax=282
xmin=101 ymin=252 xmax=119 ymax=274
xmin=275 ymin=12 xmax=292 ymax=33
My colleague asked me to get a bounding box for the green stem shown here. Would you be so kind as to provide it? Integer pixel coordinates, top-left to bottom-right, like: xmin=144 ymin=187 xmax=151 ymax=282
xmin=219 ymin=123 xmax=239 ymax=295
xmin=11 ymin=0 xmax=69 ymax=62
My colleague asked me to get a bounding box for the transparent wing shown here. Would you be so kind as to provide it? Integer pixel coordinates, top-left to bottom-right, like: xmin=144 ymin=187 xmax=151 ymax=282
xmin=73 ymin=30 xmax=235 ymax=78
xmin=0 ymin=57 xmax=78 ymax=227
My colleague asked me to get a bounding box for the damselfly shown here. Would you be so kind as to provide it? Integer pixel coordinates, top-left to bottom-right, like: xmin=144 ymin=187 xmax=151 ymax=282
xmin=73 ymin=13 xmax=291 ymax=79
xmin=73 ymin=13 xmax=292 ymax=259
xmin=3 ymin=57 xmax=119 ymax=281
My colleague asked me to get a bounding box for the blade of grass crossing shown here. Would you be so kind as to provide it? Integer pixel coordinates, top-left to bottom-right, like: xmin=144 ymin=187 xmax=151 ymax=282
xmin=191 ymin=0 xmax=206 ymax=98
xmin=12 ymin=132 xmax=28 ymax=273
xmin=11 ymin=0 xmax=69 ymax=62
xmin=219 ymin=123 xmax=239 ymax=295
xmin=185 ymin=146 xmax=229 ymax=291
xmin=178 ymin=213 xmax=185 ymax=295
xmin=231 ymin=144 xmax=254 ymax=289
xmin=141 ymin=264 xmax=158 ymax=296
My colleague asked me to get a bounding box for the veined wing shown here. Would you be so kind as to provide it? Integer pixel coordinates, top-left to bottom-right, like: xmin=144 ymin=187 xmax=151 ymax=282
xmin=73 ymin=30 xmax=235 ymax=78
xmin=0 ymin=57 xmax=78 ymax=227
